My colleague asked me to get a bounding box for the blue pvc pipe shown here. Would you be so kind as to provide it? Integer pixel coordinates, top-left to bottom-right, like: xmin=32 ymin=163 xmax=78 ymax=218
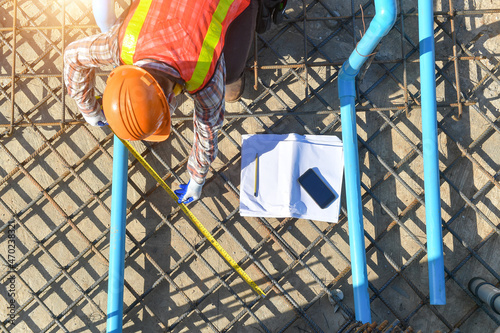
xmin=338 ymin=0 xmax=397 ymax=323
xmin=418 ymin=0 xmax=446 ymax=305
xmin=106 ymin=135 xmax=128 ymax=333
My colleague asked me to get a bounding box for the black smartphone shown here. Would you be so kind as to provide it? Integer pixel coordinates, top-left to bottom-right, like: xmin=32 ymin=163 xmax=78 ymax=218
xmin=298 ymin=168 xmax=337 ymax=209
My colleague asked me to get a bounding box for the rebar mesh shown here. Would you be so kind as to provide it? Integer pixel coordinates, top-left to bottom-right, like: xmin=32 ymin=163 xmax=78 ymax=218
xmin=1 ymin=0 xmax=499 ymax=332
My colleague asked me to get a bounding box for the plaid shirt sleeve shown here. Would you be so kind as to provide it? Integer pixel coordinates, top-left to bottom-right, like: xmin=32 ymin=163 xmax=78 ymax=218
xmin=187 ymin=55 xmax=226 ymax=184
xmin=63 ymin=22 xmax=121 ymax=119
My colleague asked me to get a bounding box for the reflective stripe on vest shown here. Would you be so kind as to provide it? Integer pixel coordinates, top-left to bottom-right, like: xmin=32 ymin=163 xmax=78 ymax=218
xmin=120 ymin=0 xmax=236 ymax=92
xmin=189 ymin=0 xmax=235 ymax=91
xmin=121 ymin=0 xmax=153 ymax=66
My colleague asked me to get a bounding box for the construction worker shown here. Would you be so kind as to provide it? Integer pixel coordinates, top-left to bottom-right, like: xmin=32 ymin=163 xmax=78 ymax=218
xmin=64 ymin=0 xmax=259 ymax=203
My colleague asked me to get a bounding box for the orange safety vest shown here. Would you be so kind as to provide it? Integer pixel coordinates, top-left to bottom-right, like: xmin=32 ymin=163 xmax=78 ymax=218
xmin=118 ymin=0 xmax=250 ymax=93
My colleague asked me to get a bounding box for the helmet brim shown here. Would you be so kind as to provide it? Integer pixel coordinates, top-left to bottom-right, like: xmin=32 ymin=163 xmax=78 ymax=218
xmin=144 ymin=124 xmax=171 ymax=142
xmin=144 ymin=105 xmax=171 ymax=142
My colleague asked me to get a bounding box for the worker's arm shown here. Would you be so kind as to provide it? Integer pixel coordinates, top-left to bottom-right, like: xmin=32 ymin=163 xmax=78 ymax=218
xmin=92 ymin=0 xmax=116 ymax=32
xmin=64 ymin=23 xmax=121 ymax=125
xmin=178 ymin=56 xmax=226 ymax=202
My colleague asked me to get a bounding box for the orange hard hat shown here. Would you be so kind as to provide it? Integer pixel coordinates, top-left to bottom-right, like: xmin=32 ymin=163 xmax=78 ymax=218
xmin=102 ymin=65 xmax=171 ymax=142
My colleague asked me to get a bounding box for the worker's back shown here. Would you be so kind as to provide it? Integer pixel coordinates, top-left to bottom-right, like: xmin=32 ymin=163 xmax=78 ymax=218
xmin=118 ymin=0 xmax=251 ymax=92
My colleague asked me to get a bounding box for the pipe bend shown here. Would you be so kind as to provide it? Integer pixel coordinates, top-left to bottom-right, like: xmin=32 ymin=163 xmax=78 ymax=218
xmin=341 ymin=0 xmax=397 ymax=75
xmin=373 ymin=0 xmax=397 ymax=36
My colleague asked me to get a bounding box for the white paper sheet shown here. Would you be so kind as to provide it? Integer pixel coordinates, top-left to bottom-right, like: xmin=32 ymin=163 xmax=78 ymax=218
xmin=239 ymin=134 xmax=344 ymax=223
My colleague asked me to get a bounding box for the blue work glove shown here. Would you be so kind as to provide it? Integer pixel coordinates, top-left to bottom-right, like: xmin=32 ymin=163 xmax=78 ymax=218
xmin=174 ymin=179 xmax=204 ymax=204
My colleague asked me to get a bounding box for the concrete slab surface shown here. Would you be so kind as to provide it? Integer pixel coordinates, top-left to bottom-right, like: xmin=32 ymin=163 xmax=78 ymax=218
xmin=0 ymin=0 xmax=499 ymax=332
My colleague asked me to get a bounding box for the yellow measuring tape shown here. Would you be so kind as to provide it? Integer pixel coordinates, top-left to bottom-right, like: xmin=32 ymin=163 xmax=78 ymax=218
xmin=118 ymin=138 xmax=265 ymax=297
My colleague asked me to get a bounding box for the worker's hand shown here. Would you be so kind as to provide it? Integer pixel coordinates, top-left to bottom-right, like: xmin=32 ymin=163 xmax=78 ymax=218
xmin=82 ymin=108 xmax=108 ymax=127
xmin=174 ymin=179 xmax=204 ymax=204
xmin=82 ymin=96 xmax=108 ymax=126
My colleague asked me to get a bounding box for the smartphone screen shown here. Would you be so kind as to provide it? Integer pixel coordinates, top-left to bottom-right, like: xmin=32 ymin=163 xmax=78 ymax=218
xmin=298 ymin=168 xmax=337 ymax=209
